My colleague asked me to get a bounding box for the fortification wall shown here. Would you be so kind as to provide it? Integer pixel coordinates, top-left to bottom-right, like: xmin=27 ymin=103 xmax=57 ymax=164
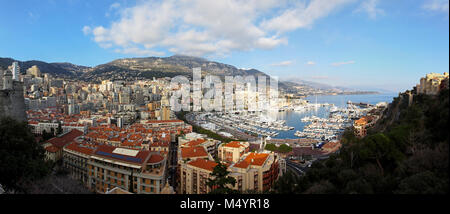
xmin=0 ymin=81 xmax=26 ymax=122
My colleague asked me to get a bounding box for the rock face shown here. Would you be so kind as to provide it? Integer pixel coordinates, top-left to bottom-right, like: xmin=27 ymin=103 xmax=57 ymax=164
xmin=0 ymin=81 xmax=26 ymax=122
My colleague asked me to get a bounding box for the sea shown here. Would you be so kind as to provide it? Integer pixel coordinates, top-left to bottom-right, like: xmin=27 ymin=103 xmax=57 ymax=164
xmin=273 ymin=93 xmax=398 ymax=139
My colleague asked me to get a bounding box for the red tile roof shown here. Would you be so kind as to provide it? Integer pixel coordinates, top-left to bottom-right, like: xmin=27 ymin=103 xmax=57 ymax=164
xmin=187 ymin=159 xmax=218 ymax=172
xmin=234 ymin=153 xmax=269 ymax=168
xmin=181 ymin=146 xmax=208 ymax=159
xmin=93 ymin=145 xmax=150 ymax=165
xmin=45 ymin=145 xmax=59 ymax=153
xmin=223 ymin=141 xmax=246 ymax=148
xmin=65 ymin=142 xmax=96 ymax=155
xmin=185 ymin=139 xmax=207 ymax=147
xmin=148 ymin=154 xmax=164 ymax=164
xmin=47 ymin=129 xmax=83 ymax=149
xmin=121 ymin=140 xmax=142 ymax=147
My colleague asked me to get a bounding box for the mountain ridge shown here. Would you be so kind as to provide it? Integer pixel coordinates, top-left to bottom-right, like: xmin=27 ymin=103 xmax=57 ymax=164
xmin=1 ymin=55 xmax=376 ymax=94
xmin=0 ymin=57 xmax=89 ymax=77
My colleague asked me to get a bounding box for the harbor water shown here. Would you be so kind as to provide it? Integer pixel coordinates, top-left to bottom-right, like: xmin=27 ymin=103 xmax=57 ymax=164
xmin=273 ymin=93 xmax=398 ymax=139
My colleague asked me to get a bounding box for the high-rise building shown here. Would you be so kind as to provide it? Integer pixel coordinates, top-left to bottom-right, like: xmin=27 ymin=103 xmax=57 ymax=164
xmin=68 ymin=103 xmax=80 ymax=115
xmin=119 ymin=92 xmax=130 ymax=104
xmin=11 ymin=62 xmax=20 ymax=81
xmin=161 ymin=106 xmax=171 ymax=120
xmin=117 ymin=117 xmax=123 ymax=128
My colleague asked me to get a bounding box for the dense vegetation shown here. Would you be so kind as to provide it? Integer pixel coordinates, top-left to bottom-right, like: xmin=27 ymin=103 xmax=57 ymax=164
xmin=273 ymin=89 xmax=449 ymax=194
xmin=0 ymin=57 xmax=85 ymax=77
xmin=265 ymin=143 xmax=293 ymax=153
xmin=0 ymin=117 xmax=51 ymax=193
xmin=207 ymin=159 xmax=239 ymax=194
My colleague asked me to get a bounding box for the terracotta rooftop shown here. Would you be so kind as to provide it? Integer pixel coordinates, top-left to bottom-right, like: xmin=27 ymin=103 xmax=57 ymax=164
xmin=234 ymin=153 xmax=270 ymax=168
xmin=148 ymin=154 xmax=164 ymax=164
xmin=45 ymin=145 xmax=59 ymax=153
xmin=47 ymin=129 xmax=83 ymax=149
xmin=65 ymin=142 xmax=96 ymax=155
xmin=355 ymin=116 xmax=374 ymax=126
xmin=187 ymin=159 xmax=218 ymax=172
xmin=93 ymin=145 xmax=150 ymax=165
xmin=223 ymin=141 xmax=247 ymax=148
xmin=185 ymin=139 xmax=207 ymax=147
xmin=121 ymin=140 xmax=142 ymax=147
xmin=181 ymin=146 xmax=208 ymax=159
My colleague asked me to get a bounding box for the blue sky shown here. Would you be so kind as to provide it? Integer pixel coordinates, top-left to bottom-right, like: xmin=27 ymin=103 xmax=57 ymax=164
xmin=0 ymin=0 xmax=448 ymax=92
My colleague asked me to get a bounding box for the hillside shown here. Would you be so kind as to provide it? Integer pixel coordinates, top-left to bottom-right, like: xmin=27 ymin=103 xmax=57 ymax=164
xmin=80 ymin=55 xmax=296 ymax=91
xmin=274 ymin=88 xmax=449 ymax=194
xmin=0 ymin=57 xmax=89 ymax=77
xmin=2 ymin=55 xmax=369 ymax=94
xmin=82 ymin=55 xmax=267 ymax=78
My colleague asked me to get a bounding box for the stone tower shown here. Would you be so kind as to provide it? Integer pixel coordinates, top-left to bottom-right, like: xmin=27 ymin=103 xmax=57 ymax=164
xmin=0 ymin=69 xmax=27 ymax=122
xmin=0 ymin=68 xmax=4 ymax=89
xmin=3 ymin=69 xmax=13 ymax=90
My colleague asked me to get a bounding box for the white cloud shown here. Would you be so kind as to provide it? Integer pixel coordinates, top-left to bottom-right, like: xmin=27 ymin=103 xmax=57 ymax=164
xmin=423 ymin=0 xmax=449 ymax=14
xmin=110 ymin=2 xmax=121 ymax=10
xmin=261 ymin=0 xmax=355 ymax=33
xmin=306 ymin=61 xmax=316 ymax=65
xmin=106 ymin=2 xmax=121 ymax=17
xmin=354 ymin=0 xmax=384 ymax=19
xmin=84 ymin=0 xmax=356 ymax=57
xmin=331 ymin=60 xmax=355 ymax=66
xmin=82 ymin=26 xmax=91 ymax=35
xmin=270 ymin=60 xmax=293 ymax=66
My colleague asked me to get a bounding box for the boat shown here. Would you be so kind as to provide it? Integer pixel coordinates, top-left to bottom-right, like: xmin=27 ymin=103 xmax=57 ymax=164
xmin=330 ymin=106 xmax=339 ymax=113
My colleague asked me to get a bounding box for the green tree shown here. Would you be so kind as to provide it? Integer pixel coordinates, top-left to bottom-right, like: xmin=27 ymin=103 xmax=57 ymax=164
xmin=273 ymin=171 xmax=302 ymax=194
xmin=42 ymin=129 xmax=54 ymax=141
xmin=207 ymin=160 xmax=238 ymax=194
xmin=0 ymin=117 xmax=51 ymax=193
xmin=264 ymin=143 xmax=277 ymax=152
xmin=278 ymin=144 xmax=293 ymax=153
xmin=56 ymin=122 xmax=63 ymax=135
